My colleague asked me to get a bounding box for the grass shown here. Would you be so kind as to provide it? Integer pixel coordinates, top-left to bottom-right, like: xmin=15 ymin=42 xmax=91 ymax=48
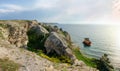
xmin=0 ymin=24 xmax=6 ymax=39
xmin=0 ymin=32 xmax=3 ymax=37
xmin=73 ymin=47 xmax=98 ymax=68
xmin=0 ymin=31 xmax=4 ymax=39
xmin=0 ymin=24 xmax=7 ymax=28
xmin=28 ymin=47 xmax=72 ymax=64
xmin=36 ymin=50 xmax=72 ymax=64
xmin=39 ymin=52 xmax=61 ymax=63
xmin=62 ymin=68 xmax=67 ymax=71
xmin=0 ymin=58 xmax=20 ymax=71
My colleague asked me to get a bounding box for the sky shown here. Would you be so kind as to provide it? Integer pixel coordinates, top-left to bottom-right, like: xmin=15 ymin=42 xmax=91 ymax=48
xmin=0 ymin=0 xmax=120 ymax=24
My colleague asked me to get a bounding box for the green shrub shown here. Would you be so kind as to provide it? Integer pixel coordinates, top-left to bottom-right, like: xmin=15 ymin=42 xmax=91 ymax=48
xmin=0 ymin=32 xmax=3 ymax=38
xmin=27 ymin=28 xmax=49 ymax=51
xmin=59 ymin=56 xmax=71 ymax=63
xmin=73 ymin=48 xmax=98 ymax=68
xmin=37 ymin=50 xmax=60 ymax=63
xmin=36 ymin=50 xmax=72 ymax=64
xmin=0 ymin=24 xmax=8 ymax=28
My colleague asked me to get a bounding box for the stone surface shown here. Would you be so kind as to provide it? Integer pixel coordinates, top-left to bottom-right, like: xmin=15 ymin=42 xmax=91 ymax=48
xmin=45 ymin=32 xmax=67 ymax=55
xmin=45 ymin=32 xmax=76 ymax=63
xmin=0 ymin=20 xmax=38 ymax=48
xmin=73 ymin=59 xmax=86 ymax=66
xmin=0 ymin=45 xmax=54 ymax=71
xmin=29 ymin=25 xmax=49 ymax=36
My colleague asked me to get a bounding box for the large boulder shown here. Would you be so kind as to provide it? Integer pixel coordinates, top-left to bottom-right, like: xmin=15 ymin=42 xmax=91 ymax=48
xmin=27 ymin=25 xmax=49 ymax=50
xmin=44 ymin=32 xmax=76 ymax=63
xmin=44 ymin=32 xmax=67 ymax=55
xmin=28 ymin=25 xmax=49 ymax=36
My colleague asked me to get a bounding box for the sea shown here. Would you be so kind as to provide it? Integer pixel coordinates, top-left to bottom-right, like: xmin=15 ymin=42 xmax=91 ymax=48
xmin=57 ymin=24 xmax=120 ymax=70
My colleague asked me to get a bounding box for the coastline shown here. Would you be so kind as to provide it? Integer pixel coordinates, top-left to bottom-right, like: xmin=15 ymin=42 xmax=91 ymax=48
xmin=0 ymin=20 xmax=114 ymax=71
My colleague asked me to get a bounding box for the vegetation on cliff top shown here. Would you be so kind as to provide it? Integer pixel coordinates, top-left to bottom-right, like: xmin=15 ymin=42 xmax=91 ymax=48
xmin=0 ymin=32 xmax=4 ymax=39
xmin=72 ymin=48 xmax=98 ymax=68
xmin=37 ymin=50 xmax=72 ymax=63
xmin=0 ymin=58 xmax=20 ymax=71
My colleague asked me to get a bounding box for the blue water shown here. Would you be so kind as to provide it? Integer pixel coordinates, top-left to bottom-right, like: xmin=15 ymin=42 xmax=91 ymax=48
xmin=57 ymin=24 xmax=120 ymax=69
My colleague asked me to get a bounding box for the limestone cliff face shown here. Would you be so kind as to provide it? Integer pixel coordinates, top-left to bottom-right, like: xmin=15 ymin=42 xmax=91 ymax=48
xmin=0 ymin=20 xmax=98 ymax=71
xmin=0 ymin=20 xmax=38 ymax=47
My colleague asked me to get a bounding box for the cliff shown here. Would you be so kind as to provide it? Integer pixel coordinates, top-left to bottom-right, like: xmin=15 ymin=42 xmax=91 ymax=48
xmin=0 ymin=20 xmax=99 ymax=71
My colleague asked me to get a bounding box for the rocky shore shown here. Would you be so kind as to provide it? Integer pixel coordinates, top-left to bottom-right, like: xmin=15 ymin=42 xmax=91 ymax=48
xmin=0 ymin=20 xmax=113 ymax=71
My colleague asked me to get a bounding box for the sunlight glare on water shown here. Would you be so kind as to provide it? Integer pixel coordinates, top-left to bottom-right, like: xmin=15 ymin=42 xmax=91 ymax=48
xmin=58 ymin=24 xmax=120 ymax=69
xmin=115 ymin=28 xmax=120 ymax=48
xmin=105 ymin=26 xmax=120 ymax=69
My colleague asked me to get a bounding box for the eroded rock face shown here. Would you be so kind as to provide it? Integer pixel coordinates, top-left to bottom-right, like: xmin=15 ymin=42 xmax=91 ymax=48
xmin=45 ymin=32 xmax=67 ymax=55
xmin=0 ymin=20 xmax=38 ymax=48
xmin=8 ymin=25 xmax=28 ymax=47
xmin=44 ymin=32 xmax=76 ymax=63
xmin=27 ymin=25 xmax=49 ymax=50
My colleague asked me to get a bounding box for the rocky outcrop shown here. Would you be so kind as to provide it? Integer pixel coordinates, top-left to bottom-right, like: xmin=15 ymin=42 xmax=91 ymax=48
xmin=44 ymin=32 xmax=76 ymax=63
xmin=83 ymin=38 xmax=91 ymax=46
xmin=27 ymin=25 xmax=49 ymax=50
xmin=27 ymin=23 xmax=75 ymax=63
xmin=0 ymin=20 xmax=38 ymax=48
xmin=0 ymin=20 xmax=99 ymax=71
xmin=45 ymin=32 xmax=68 ymax=55
xmin=29 ymin=25 xmax=49 ymax=35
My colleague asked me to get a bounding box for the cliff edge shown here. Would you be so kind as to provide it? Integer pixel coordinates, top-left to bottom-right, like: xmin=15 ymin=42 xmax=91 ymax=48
xmin=0 ymin=20 xmax=99 ymax=71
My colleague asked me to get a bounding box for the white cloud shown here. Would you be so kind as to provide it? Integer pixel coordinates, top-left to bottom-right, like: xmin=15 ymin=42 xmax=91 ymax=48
xmin=0 ymin=4 xmax=24 ymax=13
xmin=0 ymin=9 xmax=15 ymax=13
xmin=45 ymin=0 xmax=112 ymax=23
xmin=1 ymin=0 xmax=117 ymax=24
xmin=2 ymin=4 xmax=23 ymax=11
xmin=34 ymin=0 xmax=57 ymax=9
